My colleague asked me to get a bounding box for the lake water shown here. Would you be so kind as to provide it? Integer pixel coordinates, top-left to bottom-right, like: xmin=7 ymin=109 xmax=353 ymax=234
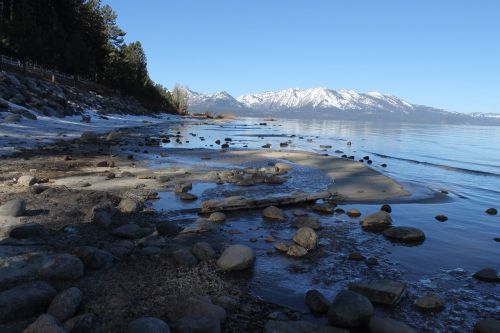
xmin=157 ymin=117 xmax=500 ymax=331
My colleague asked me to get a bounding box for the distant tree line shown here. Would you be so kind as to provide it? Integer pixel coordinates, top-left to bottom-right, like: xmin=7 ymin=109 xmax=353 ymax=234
xmin=0 ymin=0 xmax=180 ymax=112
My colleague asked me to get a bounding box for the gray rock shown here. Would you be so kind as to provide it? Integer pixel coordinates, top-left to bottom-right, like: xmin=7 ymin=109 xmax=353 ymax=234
xmin=208 ymin=212 xmax=226 ymax=223
xmin=118 ymin=198 xmax=142 ymax=213
xmin=346 ymin=208 xmax=362 ymax=218
xmin=216 ymin=244 xmax=255 ymax=271
xmin=140 ymin=246 xmax=161 ymax=256
xmin=286 ymin=244 xmax=308 ymax=257
xmin=106 ymin=131 xmax=123 ymax=142
xmin=263 ymin=320 xmax=318 ymax=333
xmin=180 ymin=218 xmax=217 ymax=234
xmin=327 ymin=290 xmax=374 ymax=328
xmin=0 ymin=281 xmax=57 ymax=322
xmin=128 ymin=317 xmax=170 ymax=333
xmin=74 ymin=246 xmax=114 ymax=269
xmin=292 ymin=216 xmax=320 ymax=230
xmin=9 ymin=223 xmax=46 ymax=239
xmin=0 ymin=198 xmax=26 ymax=217
xmin=263 ymin=206 xmax=286 ymax=221
xmin=474 ymin=318 xmax=500 ymax=333
xmin=473 ymin=268 xmax=500 ymax=282
xmin=80 ymin=131 xmax=98 ymax=143
xmin=293 ymin=227 xmax=318 ymax=250
xmin=192 ymin=242 xmax=216 ymax=261
xmin=37 ymin=254 xmax=84 ymax=280
xmin=138 ymin=235 xmax=166 ymax=248
xmin=172 ymin=316 xmax=220 ymax=333
xmin=17 ymin=175 xmax=37 ymax=186
xmin=47 ymin=287 xmax=82 ymax=322
xmin=305 ymin=289 xmax=330 ymax=314
xmin=156 ymin=222 xmax=180 ymax=237
xmin=360 ymin=211 xmax=392 ymax=230
xmin=415 ymin=293 xmax=445 ymax=311
xmin=172 ymin=248 xmax=199 ymax=267
xmin=349 ymin=279 xmax=406 ymax=305
xmin=312 ymin=203 xmax=333 ymax=214
xmin=383 ymin=226 xmax=425 ymax=243
xmin=63 ymin=313 xmax=96 ymax=333
xmin=23 ymin=314 xmax=67 ymax=333
xmin=369 ymin=316 xmax=416 ymax=333
xmin=178 ymin=192 xmax=198 ymax=201
xmin=169 ymin=296 xmax=226 ymax=324
xmin=112 ymin=223 xmax=151 ymax=239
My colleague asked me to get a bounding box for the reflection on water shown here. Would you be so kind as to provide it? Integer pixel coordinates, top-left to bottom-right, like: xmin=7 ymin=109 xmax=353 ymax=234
xmin=156 ymin=117 xmax=499 ymax=331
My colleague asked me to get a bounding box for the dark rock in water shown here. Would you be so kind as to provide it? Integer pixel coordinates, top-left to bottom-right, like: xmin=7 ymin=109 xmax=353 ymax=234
xmin=380 ymin=204 xmax=392 ymax=213
xmin=174 ymin=182 xmax=192 ymax=193
xmin=305 ymin=289 xmax=330 ymax=314
xmin=112 ymin=223 xmax=151 ymax=239
xmin=0 ymin=197 xmax=26 ymax=217
xmin=486 ymin=208 xmax=498 ymax=215
xmin=221 ymin=143 xmax=229 ymax=148
xmin=381 ymin=163 xmax=387 ymax=168
xmin=415 ymin=293 xmax=445 ymax=312
xmin=215 ymin=139 xmax=221 ymax=145
xmin=0 ymin=281 xmax=57 ymax=322
xmin=365 ymin=257 xmax=379 ymax=267
xmin=494 ymin=237 xmax=500 ymax=242
xmin=74 ymin=246 xmax=114 ymax=269
xmin=172 ymin=316 xmax=220 ymax=333
xmin=156 ymin=222 xmax=180 ymax=237
xmin=327 ymin=290 xmax=374 ymax=328
xmin=80 ymin=131 xmax=98 ymax=143
xmin=128 ymin=317 xmax=170 ymax=333
xmin=349 ymin=279 xmax=406 ymax=306
xmin=224 ymin=138 xmax=232 ymax=142
xmin=96 ymin=160 xmax=109 ymax=167
xmin=312 ymin=203 xmax=333 ymax=214
xmin=334 ymin=208 xmax=345 ymax=215
xmin=23 ymin=314 xmax=66 ymax=333
xmin=363 ymin=156 xmax=370 ymax=160
xmin=383 ymin=226 xmax=425 ymax=243
xmin=4 ymin=114 xmax=22 ymax=122
xmin=435 ymin=215 xmax=448 ymax=222
xmin=178 ymin=192 xmax=198 ymax=201
xmin=346 ymin=208 xmax=361 ymax=218
xmin=38 ymin=254 xmax=84 ymax=280
xmin=367 ymin=160 xmax=373 ymax=164
xmin=348 ymin=252 xmax=365 ymax=261
xmin=369 ymin=316 xmax=416 ymax=333
xmin=474 ymin=318 xmax=500 ymax=333
xmin=10 ymin=223 xmax=46 ymax=239
xmin=473 ymin=268 xmax=500 ymax=282
xmin=47 ymin=287 xmax=82 ymax=322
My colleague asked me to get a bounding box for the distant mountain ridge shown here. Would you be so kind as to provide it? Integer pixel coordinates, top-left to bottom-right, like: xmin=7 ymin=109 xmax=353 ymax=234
xmin=185 ymin=87 xmax=500 ymax=125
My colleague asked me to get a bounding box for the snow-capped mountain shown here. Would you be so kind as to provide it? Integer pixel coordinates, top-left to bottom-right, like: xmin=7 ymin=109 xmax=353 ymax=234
xmin=185 ymin=87 xmax=500 ymax=124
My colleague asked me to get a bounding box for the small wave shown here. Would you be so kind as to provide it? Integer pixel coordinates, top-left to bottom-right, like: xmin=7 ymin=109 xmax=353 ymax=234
xmin=368 ymin=152 xmax=500 ymax=178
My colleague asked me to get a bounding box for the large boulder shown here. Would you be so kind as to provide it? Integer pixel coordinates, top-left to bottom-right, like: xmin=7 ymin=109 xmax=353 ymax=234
xmin=37 ymin=254 xmax=84 ymax=280
xmin=216 ymin=244 xmax=255 ymax=271
xmin=128 ymin=317 xmax=170 ymax=333
xmin=293 ymin=227 xmax=318 ymax=250
xmin=327 ymin=290 xmax=374 ymax=328
xmin=23 ymin=314 xmax=67 ymax=333
xmin=360 ymin=211 xmax=392 ymax=231
xmin=0 ymin=198 xmax=26 ymax=217
xmin=0 ymin=281 xmax=57 ymax=322
xmin=383 ymin=227 xmax=425 ymax=243
xmin=473 ymin=268 xmax=500 ymax=282
xmin=47 ymin=287 xmax=82 ymax=322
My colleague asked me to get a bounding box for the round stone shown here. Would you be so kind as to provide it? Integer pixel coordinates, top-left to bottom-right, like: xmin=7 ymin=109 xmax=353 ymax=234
xmin=216 ymin=244 xmax=255 ymax=271
xmin=327 ymin=290 xmax=374 ymax=328
xmin=383 ymin=226 xmax=425 ymax=243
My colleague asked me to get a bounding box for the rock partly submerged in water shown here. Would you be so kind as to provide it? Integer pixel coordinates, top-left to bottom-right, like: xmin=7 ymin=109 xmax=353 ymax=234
xmin=415 ymin=293 xmax=445 ymax=312
xmin=292 ymin=216 xmax=320 ymax=230
xmin=473 ymin=268 xmax=500 ymax=282
xmin=349 ymin=279 xmax=406 ymax=306
xmin=360 ymin=211 xmax=392 ymax=231
xmin=369 ymin=316 xmax=416 ymax=333
xmin=383 ymin=226 xmax=426 ymax=243
xmin=305 ymin=289 xmax=330 ymax=314
xmin=346 ymin=208 xmax=361 ymax=218
xmin=293 ymin=227 xmax=318 ymax=250
xmin=263 ymin=205 xmax=286 ymax=221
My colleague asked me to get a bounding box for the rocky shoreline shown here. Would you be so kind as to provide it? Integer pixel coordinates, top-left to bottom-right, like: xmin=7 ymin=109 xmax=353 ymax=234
xmin=0 ymin=120 xmax=499 ymax=333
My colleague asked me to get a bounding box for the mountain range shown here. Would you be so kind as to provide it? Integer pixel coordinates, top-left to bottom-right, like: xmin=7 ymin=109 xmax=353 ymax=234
xmin=185 ymin=87 xmax=500 ymax=125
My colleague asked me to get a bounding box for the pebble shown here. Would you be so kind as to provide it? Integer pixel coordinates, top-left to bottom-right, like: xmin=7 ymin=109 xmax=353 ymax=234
xmin=486 ymin=208 xmax=498 ymax=215
xmin=415 ymin=293 xmax=445 ymax=312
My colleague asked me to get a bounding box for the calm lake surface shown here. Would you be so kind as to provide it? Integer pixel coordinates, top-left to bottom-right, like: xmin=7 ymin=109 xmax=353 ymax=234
xmin=158 ymin=117 xmax=500 ymax=331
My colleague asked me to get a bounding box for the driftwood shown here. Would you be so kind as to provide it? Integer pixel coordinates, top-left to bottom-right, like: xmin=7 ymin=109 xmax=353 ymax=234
xmin=200 ymin=190 xmax=333 ymax=213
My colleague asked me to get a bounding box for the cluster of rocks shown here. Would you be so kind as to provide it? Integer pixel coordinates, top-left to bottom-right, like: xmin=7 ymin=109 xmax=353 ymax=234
xmin=0 ymin=71 xmax=157 ymax=121
xmin=211 ymin=163 xmax=290 ymax=186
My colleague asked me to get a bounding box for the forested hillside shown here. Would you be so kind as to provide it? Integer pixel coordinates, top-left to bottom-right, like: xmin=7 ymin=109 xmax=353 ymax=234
xmin=0 ymin=0 xmax=178 ymax=112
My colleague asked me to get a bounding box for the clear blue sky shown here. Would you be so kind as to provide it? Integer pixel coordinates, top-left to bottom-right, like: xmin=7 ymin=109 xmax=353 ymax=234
xmin=103 ymin=0 xmax=500 ymax=113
